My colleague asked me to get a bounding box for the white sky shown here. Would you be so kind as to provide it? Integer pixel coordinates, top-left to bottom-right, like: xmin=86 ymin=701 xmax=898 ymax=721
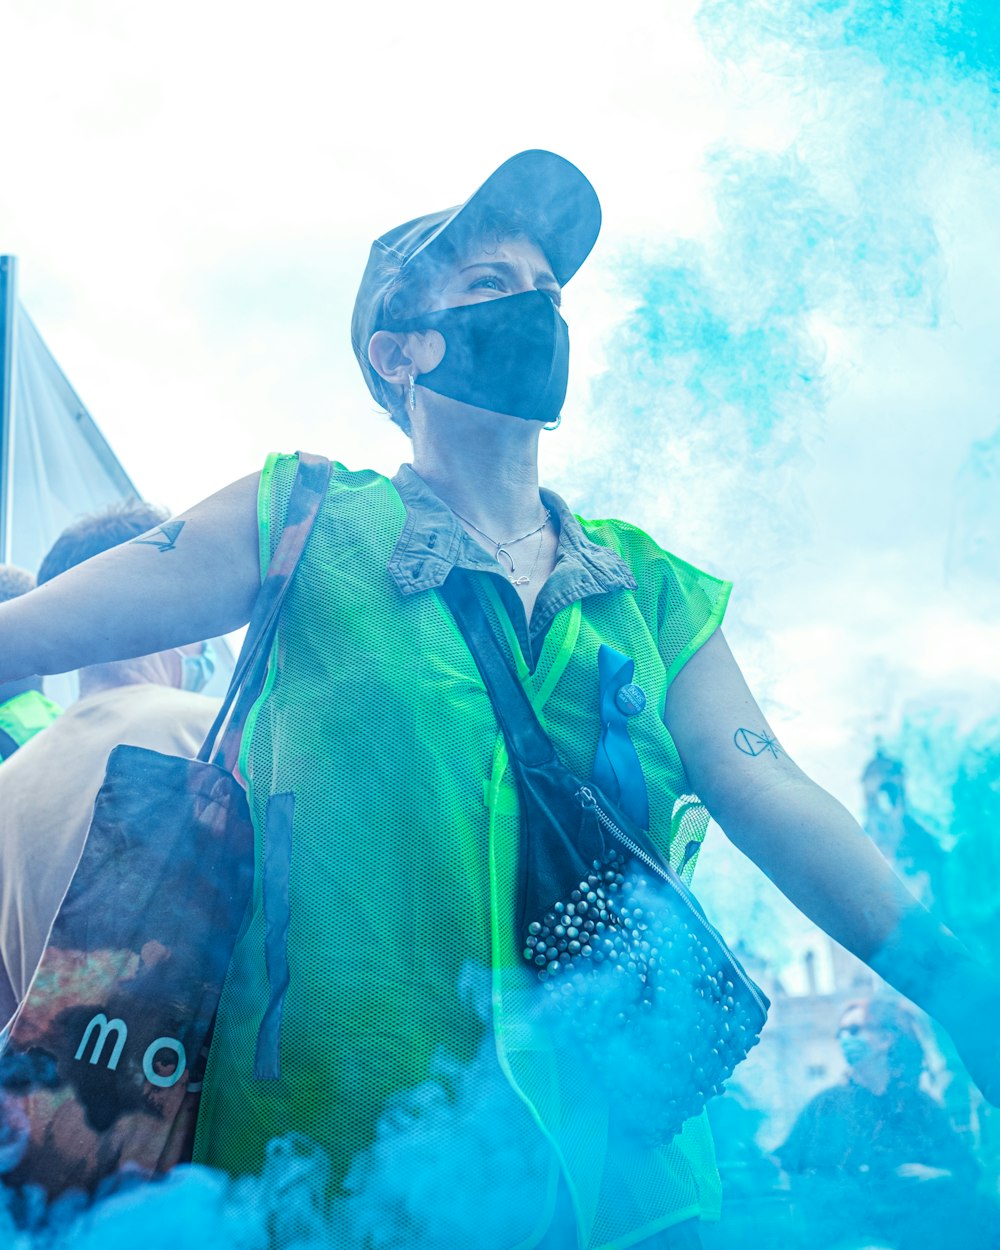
xmin=3 ymin=0 xmax=999 ymax=959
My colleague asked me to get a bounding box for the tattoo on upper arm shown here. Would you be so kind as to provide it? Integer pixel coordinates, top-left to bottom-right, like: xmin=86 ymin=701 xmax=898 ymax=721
xmin=131 ymin=520 xmax=185 ymax=553
xmin=734 ymin=728 xmax=782 ymax=759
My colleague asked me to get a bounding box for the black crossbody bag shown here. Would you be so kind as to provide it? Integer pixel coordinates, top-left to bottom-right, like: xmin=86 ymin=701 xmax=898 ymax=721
xmin=441 ymin=571 xmax=770 ymax=1141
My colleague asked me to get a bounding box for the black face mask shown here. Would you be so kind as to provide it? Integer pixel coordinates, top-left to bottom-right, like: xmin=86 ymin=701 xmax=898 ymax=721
xmin=391 ymin=290 xmax=569 ymax=423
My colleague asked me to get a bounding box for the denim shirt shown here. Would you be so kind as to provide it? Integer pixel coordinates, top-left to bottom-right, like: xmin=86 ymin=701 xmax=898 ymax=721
xmin=388 ymin=464 xmax=637 ymax=666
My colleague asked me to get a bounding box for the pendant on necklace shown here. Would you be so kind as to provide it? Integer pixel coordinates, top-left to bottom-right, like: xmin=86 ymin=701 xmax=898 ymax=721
xmin=510 ymin=575 xmax=530 ymax=587
xmin=495 ymin=547 xmax=515 ymax=576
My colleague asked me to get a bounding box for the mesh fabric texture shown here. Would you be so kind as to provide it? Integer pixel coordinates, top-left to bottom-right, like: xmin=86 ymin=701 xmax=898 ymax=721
xmin=0 ymin=689 xmax=62 ymax=754
xmin=194 ymin=455 xmax=731 ymax=1249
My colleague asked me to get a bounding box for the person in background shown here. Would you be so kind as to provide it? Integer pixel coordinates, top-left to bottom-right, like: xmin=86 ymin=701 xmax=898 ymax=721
xmin=0 ymin=566 xmax=61 ymax=761
xmin=778 ymin=998 xmax=996 ymax=1250
xmin=0 ymin=501 xmax=221 ymax=1026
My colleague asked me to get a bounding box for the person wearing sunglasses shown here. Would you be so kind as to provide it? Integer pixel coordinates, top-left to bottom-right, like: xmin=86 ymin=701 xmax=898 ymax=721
xmin=778 ymin=998 xmax=996 ymax=1249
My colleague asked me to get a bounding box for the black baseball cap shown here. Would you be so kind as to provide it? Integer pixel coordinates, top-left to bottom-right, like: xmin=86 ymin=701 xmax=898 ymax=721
xmin=351 ymin=149 xmax=602 ymax=406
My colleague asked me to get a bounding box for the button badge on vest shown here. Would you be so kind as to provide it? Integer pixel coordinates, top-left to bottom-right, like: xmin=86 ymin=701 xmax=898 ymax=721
xmin=614 ymin=682 xmax=647 ymax=717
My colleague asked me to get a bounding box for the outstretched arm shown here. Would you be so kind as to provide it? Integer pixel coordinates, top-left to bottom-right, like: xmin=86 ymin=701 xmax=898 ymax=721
xmin=664 ymin=629 xmax=913 ymax=959
xmin=664 ymin=628 xmax=1000 ymax=1101
xmin=0 ymin=471 xmax=261 ymax=681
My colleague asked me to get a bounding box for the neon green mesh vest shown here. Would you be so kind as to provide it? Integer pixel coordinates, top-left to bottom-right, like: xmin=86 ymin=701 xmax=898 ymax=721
xmin=195 ymin=454 xmax=732 ymax=1249
xmin=0 ymin=689 xmax=62 ymax=760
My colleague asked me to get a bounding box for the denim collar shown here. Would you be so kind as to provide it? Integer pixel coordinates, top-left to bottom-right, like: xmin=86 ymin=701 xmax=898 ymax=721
xmin=388 ymin=463 xmax=637 ymax=599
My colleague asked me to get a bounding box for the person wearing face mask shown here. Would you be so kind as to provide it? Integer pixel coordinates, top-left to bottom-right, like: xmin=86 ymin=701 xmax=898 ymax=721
xmin=0 ymin=151 xmax=998 ymax=1249
xmin=0 ymin=501 xmax=220 ymax=1027
xmin=777 ymin=999 xmax=996 ymax=1249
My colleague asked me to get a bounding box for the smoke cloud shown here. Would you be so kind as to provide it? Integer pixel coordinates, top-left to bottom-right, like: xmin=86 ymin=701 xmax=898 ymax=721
xmin=4 ymin=0 xmax=1000 ymax=1246
xmin=563 ymin=0 xmax=997 ymax=592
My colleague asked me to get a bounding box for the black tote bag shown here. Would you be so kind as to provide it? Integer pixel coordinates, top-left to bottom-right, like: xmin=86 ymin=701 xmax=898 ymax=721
xmin=0 ymin=453 xmax=330 ymax=1200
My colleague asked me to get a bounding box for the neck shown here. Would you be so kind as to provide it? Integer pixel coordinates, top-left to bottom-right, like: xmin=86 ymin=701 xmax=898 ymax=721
xmin=851 ymin=1059 xmax=890 ymax=1096
xmin=410 ymin=405 xmax=545 ymax=536
xmin=0 ymin=676 xmax=42 ymax=705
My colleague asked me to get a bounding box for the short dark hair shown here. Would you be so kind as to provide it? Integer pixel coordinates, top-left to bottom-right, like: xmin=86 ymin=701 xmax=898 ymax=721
xmin=0 ymin=565 xmax=36 ymax=604
xmin=375 ymin=208 xmax=544 ymax=436
xmin=37 ymin=500 xmax=170 ymax=586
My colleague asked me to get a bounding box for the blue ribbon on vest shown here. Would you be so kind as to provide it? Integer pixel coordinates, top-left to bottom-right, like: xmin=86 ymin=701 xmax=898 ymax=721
xmin=592 ymin=644 xmax=650 ymax=830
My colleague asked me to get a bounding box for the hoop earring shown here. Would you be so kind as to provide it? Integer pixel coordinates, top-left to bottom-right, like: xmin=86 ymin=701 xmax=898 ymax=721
xmin=543 ymin=413 xmax=562 ymax=431
xmin=408 ymin=375 xmax=417 ymax=412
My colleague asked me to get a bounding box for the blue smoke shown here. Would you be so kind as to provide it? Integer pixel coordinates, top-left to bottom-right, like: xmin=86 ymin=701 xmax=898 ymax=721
xmin=946 ymin=423 xmax=1000 ymax=607
xmin=568 ymin=0 xmax=996 ymax=588
xmin=885 ymin=707 xmax=1000 ymax=960
xmin=699 ymin=0 xmax=1000 ymax=125
xmin=6 ymin=1 xmax=1000 ymax=1246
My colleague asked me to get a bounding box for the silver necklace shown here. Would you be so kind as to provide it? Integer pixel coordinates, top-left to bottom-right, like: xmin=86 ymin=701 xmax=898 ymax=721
xmin=452 ymin=506 xmax=551 ymax=586
xmin=509 ymin=525 xmax=547 ymax=587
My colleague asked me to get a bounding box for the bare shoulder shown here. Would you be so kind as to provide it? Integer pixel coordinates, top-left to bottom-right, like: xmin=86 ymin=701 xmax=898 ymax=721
xmin=156 ymin=470 xmax=261 ymax=541
xmin=663 ymin=628 xmax=763 ymax=733
xmin=0 ymin=471 xmax=266 ymax=681
xmin=120 ymin=469 xmax=263 ymax=627
xmin=663 ymin=628 xmax=806 ymax=811
xmin=125 ymin=471 xmax=261 ymax=577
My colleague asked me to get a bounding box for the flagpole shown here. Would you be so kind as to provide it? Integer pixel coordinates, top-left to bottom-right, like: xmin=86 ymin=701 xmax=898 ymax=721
xmin=0 ymin=255 xmax=17 ymax=564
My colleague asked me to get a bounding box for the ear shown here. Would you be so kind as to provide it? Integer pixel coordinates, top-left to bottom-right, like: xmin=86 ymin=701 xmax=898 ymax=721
xmin=368 ymin=329 xmax=445 ymax=384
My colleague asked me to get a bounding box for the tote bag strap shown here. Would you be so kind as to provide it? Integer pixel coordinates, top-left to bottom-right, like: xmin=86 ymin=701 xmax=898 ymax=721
xmin=198 ymin=452 xmax=332 ymax=772
xmin=439 ymin=571 xmax=557 ymax=770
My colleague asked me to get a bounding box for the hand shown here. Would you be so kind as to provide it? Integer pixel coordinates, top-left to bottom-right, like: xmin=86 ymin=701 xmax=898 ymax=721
xmin=873 ymin=915 xmax=1000 ymax=1106
xmin=937 ymin=965 xmax=1000 ymax=1106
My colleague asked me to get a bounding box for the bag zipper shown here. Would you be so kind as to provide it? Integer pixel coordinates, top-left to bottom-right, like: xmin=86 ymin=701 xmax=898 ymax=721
xmin=576 ymin=786 xmax=768 ymax=1017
